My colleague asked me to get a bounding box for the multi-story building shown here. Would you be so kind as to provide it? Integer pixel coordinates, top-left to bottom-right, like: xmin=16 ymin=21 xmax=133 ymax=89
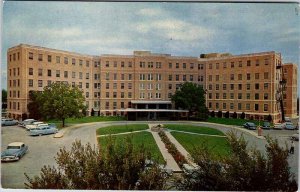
xmin=282 ymin=63 xmax=298 ymax=118
xmin=6 ymin=44 xmax=297 ymax=122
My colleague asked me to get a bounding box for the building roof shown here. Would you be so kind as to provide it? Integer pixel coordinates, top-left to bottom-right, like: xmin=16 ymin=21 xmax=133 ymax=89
xmin=131 ymin=100 xmax=172 ymax=104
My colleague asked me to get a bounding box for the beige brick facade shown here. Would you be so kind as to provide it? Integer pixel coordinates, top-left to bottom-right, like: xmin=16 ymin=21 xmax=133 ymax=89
xmin=283 ymin=63 xmax=298 ymax=118
xmin=6 ymin=44 xmax=297 ymax=122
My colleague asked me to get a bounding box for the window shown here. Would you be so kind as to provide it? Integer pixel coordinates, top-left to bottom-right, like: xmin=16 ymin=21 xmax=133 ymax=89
xmin=246 ymin=103 xmax=250 ymax=110
xmin=208 ymin=102 xmax=212 ymax=108
xmin=121 ymin=61 xmax=125 ymax=68
xmin=216 ymin=84 xmax=219 ymax=90
xmin=199 ymin=76 xmax=204 ymax=82
xmin=246 ymin=93 xmax=250 ymax=99
xmin=139 ymin=74 xmax=145 ymax=81
xmin=106 ymin=61 xmax=109 ymax=67
xmin=216 ymin=63 xmax=219 ymax=69
xmin=86 ymin=61 xmax=90 ymax=67
xmin=56 ymin=56 xmax=60 ymax=63
xmin=169 ymin=63 xmax=172 ymax=68
xmin=140 ymin=62 xmax=145 ymax=68
xmin=238 ymin=93 xmax=242 ymax=99
xmin=264 ymin=93 xmax=268 ymax=100
xmin=255 ymin=93 xmax=259 ymax=100
xmin=128 ymin=74 xmax=132 ymax=80
xmin=139 ymin=83 xmax=145 ymax=90
xmin=86 ymin=73 xmax=89 ymax=79
xmin=13 ymin=68 xmax=16 ymax=76
xmin=64 ymin=57 xmax=68 ymax=64
xmin=28 ymin=79 xmax=33 ymax=87
xmin=156 ymin=74 xmax=162 ymax=81
xmin=156 ymin=62 xmax=161 ymax=68
xmin=209 ymin=63 xmax=212 ymax=69
xmin=121 ymin=83 xmax=124 ymax=89
xmin=238 ymin=74 xmax=242 ymax=80
xmin=176 ymin=63 xmax=179 ymax=69
xmin=128 ymin=83 xmax=132 ymax=89
xmin=223 ymin=103 xmax=227 ymax=109
xmin=64 ymin=71 xmax=68 ymax=78
xmin=176 ymin=75 xmax=179 ymax=81
xmin=230 ymin=103 xmax=234 ymax=110
xmin=128 ymin=62 xmax=132 ymax=67
xmin=169 ymin=84 xmax=172 ymax=90
xmin=264 ymin=83 xmax=268 ymax=89
xmin=29 ymin=52 xmax=33 ymax=60
xmin=216 ymin=102 xmax=219 ymax=109
xmin=86 ymin=83 xmax=89 ymax=89
xmin=255 ymin=83 xmax=259 ymax=90
xmin=106 ymin=92 xmax=109 ymax=98
xmin=128 ymin=92 xmax=132 ymax=98
xmin=72 ymin=82 xmax=75 ymax=88
xmin=139 ymin=92 xmax=145 ymax=99
xmin=169 ymin=75 xmax=172 ymax=81
xmin=247 ymin=73 xmax=250 ymax=80
xmin=56 ymin=70 xmax=60 ymax=77
xmin=155 ymin=92 xmax=161 ymax=99
xmin=190 ymin=63 xmax=194 ymax=69
xmin=208 ymin=84 xmax=212 ymax=90
xmin=264 ymin=59 xmax=269 ymax=65
xmin=105 ymin=102 xmax=109 ymax=109
xmin=121 ymin=74 xmax=125 ymax=80
xmin=223 ymin=62 xmax=227 ymax=68
xmin=147 ymin=74 xmax=153 ymax=81
xmin=29 ymin=68 xmax=33 ymax=75
xmin=72 ymin=58 xmax=75 ymax=65
xmin=38 ymin=54 xmax=43 ymax=61
xmin=209 ymin=75 xmax=212 ymax=81
xmin=230 ymin=93 xmax=234 ymax=99
xmin=48 ymin=70 xmax=52 ymax=77
xmin=86 ymin=92 xmax=89 ymax=98
xmin=230 ymin=84 xmax=234 ymax=90
xmin=38 ymin=80 xmax=43 ymax=87
xmin=156 ymin=83 xmax=161 ymax=90
xmin=238 ymin=84 xmax=242 ymax=90
xmin=231 ymin=62 xmax=234 ymax=68
xmin=79 ymin=82 xmax=82 ymax=88
xmin=113 ymin=83 xmax=117 ymax=89
xmin=148 ymin=83 xmax=153 ymax=90
xmin=199 ymin=64 xmax=204 ymax=70
xmin=189 ymin=75 xmax=193 ymax=81
xmin=114 ymin=61 xmax=117 ymax=67
xmin=223 ymin=84 xmax=227 ymax=90
xmin=238 ymin=103 xmax=242 ymax=110
xmin=121 ymin=92 xmax=125 ymax=98
xmin=183 ymin=75 xmax=186 ymax=81
xmin=255 ymin=104 xmax=259 ymax=111
xmin=264 ymin=104 xmax=268 ymax=111
xmin=247 ymin=60 xmax=251 ymax=66
xmin=230 ymin=74 xmax=234 ymax=80
xmin=256 ymin=59 xmax=259 ymax=66
xmin=38 ymin=69 xmax=43 ymax=76
xmin=106 ymin=73 xmax=110 ymax=80
xmin=247 ymin=84 xmax=250 ymax=90
xmin=216 ymin=75 xmax=219 ymax=81
xmin=48 ymin=55 xmax=52 ymax=62
xmin=255 ymin=73 xmax=259 ymax=79
xmin=106 ymin=83 xmax=110 ymax=89
xmin=208 ymin=93 xmax=212 ymax=99
xmin=79 ymin=72 xmax=82 ymax=79
xmin=113 ymin=92 xmax=117 ymax=98
xmin=72 ymin=72 xmax=76 ymax=78
xmin=238 ymin=61 xmax=242 ymax=67
xmin=264 ymin=72 xmax=269 ymax=79
xmin=223 ymin=93 xmax=227 ymax=99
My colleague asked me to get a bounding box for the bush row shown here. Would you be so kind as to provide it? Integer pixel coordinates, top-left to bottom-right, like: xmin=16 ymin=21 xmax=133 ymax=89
xmin=158 ymin=131 xmax=187 ymax=167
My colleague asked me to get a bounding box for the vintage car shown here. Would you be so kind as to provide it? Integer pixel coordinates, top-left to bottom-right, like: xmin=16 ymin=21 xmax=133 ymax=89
xmin=262 ymin=121 xmax=271 ymax=129
xmin=273 ymin=123 xmax=285 ymax=130
xmin=29 ymin=126 xmax=58 ymax=136
xmin=243 ymin=122 xmax=256 ymax=130
xmin=1 ymin=119 xmax=18 ymax=126
xmin=1 ymin=142 xmax=28 ymax=162
xmin=19 ymin=119 xmax=37 ymax=128
xmin=25 ymin=121 xmax=44 ymax=130
xmin=285 ymin=122 xmax=296 ymax=130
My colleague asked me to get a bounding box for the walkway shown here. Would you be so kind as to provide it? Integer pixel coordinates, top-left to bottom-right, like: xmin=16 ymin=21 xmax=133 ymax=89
xmin=97 ymin=130 xmax=146 ymax=137
xmin=148 ymin=124 xmax=181 ymax=172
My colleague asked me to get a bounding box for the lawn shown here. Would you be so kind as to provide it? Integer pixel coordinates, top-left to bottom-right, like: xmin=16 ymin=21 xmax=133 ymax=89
xmin=98 ymin=132 xmax=164 ymax=163
xmin=207 ymin=117 xmax=260 ymax=126
xmin=47 ymin=116 xmax=126 ymax=125
xmin=96 ymin=124 xmax=149 ymax=135
xmin=171 ymin=132 xmax=231 ymax=158
xmin=164 ymin=124 xmax=224 ymax=136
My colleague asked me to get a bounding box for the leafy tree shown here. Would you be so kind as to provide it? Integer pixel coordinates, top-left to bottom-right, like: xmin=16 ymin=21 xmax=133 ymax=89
xmin=217 ymin=111 xmax=222 ymax=118
xmin=25 ymin=138 xmax=169 ymax=190
xmin=91 ymin=108 xmax=95 ymax=116
xmin=225 ymin=111 xmax=230 ymax=118
xmin=210 ymin=111 xmax=215 ymax=117
xmin=171 ymin=82 xmax=208 ymax=119
xmin=177 ymin=131 xmax=297 ymax=191
xmin=37 ymin=82 xmax=86 ymax=127
xmin=232 ymin=112 xmax=237 ymax=119
xmin=27 ymin=91 xmax=42 ymax=120
xmin=240 ymin=112 xmax=245 ymax=119
xmin=2 ymin=89 xmax=7 ymax=103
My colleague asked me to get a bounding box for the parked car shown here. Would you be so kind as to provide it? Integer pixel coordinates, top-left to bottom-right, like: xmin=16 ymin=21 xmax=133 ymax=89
xmin=273 ymin=123 xmax=284 ymax=130
xmin=285 ymin=122 xmax=296 ymax=130
xmin=243 ymin=122 xmax=256 ymax=130
xmin=29 ymin=126 xmax=58 ymax=136
xmin=25 ymin=121 xmax=44 ymax=130
xmin=262 ymin=121 xmax=271 ymax=129
xmin=291 ymin=133 xmax=299 ymax=141
xmin=1 ymin=142 xmax=28 ymax=162
xmin=19 ymin=119 xmax=37 ymax=128
xmin=1 ymin=119 xmax=18 ymax=126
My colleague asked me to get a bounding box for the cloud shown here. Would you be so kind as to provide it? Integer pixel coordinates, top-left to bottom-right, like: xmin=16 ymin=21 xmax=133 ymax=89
xmin=137 ymin=8 xmax=165 ymax=17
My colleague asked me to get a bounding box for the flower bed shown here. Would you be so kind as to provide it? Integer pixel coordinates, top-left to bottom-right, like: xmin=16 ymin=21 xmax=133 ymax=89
xmin=158 ymin=130 xmax=187 ymax=167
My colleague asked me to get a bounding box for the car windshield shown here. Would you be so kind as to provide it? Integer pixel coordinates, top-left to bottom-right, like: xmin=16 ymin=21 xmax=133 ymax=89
xmin=7 ymin=146 xmax=20 ymax=149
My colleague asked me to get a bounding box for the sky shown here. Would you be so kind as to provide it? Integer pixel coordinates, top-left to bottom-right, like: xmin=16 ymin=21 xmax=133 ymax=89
xmin=1 ymin=2 xmax=299 ymax=90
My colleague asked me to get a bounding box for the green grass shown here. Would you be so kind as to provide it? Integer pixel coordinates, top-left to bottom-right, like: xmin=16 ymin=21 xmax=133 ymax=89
xmin=47 ymin=116 xmax=126 ymax=125
xmin=98 ymin=132 xmax=164 ymax=163
xmin=207 ymin=117 xmax=260 ymax=126
xmin=164 ymin=124 xmax=224 ymax=136
xmin=171 ymin=132 xmax=231 ymax=158
xmin=96 ymin=124 xmax=149 ymax=135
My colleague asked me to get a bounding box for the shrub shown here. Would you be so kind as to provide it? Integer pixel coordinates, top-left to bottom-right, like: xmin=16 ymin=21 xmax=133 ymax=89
xmin=210 ymin=111 xmax=215 ymax=117
xmin=225 ymin=111 xmax=230 ymax=118
xmin=240 ymin=112 xmax=245 ymax=119
xmin=232 ymin=112 xmax=237 ymax=119
xmin=217 ymin=111 xmax=222 ymax=118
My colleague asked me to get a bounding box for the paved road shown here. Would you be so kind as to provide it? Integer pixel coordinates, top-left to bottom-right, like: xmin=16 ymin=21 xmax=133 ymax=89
xmin=1 ymin=121 xmax=298 ymax=189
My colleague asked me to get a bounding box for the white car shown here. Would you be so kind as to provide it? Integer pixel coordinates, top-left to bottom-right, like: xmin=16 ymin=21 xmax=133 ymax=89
xmin=25 ymin=122 xmax=44 ymax=130
xmin=273 ymin=123 xmax=285 ymax=130
xmin=19 ymin=119 xmax=37 ymax=128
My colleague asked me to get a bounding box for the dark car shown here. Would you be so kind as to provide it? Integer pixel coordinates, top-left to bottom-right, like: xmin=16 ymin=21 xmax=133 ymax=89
xmin=243 ymin=122 xmax=256 ymax=130
xmin=262 ymin=122 xmax=271 ymax=129
xmin=1 ymin=142 xmax=28 ymax=162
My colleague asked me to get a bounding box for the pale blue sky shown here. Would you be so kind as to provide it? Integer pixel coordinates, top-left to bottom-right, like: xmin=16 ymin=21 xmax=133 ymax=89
xmin=2 ymin=2 xmax=299 ymax=89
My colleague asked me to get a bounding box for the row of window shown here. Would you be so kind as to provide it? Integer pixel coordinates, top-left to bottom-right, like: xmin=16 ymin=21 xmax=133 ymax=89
xmin=8 ymin=90 xmax=20 ymax=98
xmin=8 ymin=52 xmax=20 ymax=62
xmin=208 ymin=102 xmax=269 ymax=112
xmin=207 ymin=59 xmax=270 ymax=70
xmin=9 ymin=79 xmax=21 ymax=87
xmin=8 ymin=101 xmax=20 ymax=110
xmin=139 ymin=92 xmax=162 ymax=99
xmin=208 ymin=72 xmax=269 ymax=81
xmin=207 ymin=83 xmax=269 ymax=91
xmin=208 ymin=92 xmax=269 ymax=100
xmin=105 ymin=101 xmax=126 ymax=110
xmin=9 ymin=68 xmax=20 ymax=76
xmin=168 ymin=62 xmax=204 ymax=70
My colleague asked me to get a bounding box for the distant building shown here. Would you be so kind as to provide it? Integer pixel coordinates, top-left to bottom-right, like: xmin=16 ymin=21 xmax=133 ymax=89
xmin=7 ymin=44 xmax=298 ymax=122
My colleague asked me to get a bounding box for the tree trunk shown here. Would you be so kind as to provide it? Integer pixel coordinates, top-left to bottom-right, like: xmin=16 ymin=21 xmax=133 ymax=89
xmin=62 ymin=118 xmax=65 ymax=127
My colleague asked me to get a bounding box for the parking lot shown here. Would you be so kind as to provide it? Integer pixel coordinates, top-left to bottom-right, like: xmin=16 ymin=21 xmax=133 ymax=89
xmin=1 ymin=122 xmax=299 ymax=189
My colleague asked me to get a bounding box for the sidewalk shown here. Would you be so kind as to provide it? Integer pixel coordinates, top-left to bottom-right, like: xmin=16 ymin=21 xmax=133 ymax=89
xmin=148 ymin=124 xmax=181 ymax=172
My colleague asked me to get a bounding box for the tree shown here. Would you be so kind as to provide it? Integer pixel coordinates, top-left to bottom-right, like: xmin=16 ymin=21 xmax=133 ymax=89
xmin=217 ymin=111 xmax=222 ymax=118
xmin=2 ymin=89 xmax=7 ymax=109
xmin=240 ymin=112 xmax=245 ymax=119
xmin=176 ymin=131 xmax=297 ymax=191
xmin=225 ymin=111 xmax=230 ymax=118
xmin=171 ymin=82 xmax=208 ymax=119
xmin=267 ymin=114 xmax=273 ymax=122
xmin=210 ymin=111 xmax=215 ymax=117
xmin=27 ymin=91 xmax=42 ymax=120
xmin=37 ymin=82 xmax=86 ymax=127
xmin=232 ymin=112 xmax=237 ymax=119
xmin=25 ymin=138 xmax=168 ymax=190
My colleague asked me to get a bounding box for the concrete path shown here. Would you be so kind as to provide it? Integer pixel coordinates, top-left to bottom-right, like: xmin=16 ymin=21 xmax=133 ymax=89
xmin=164 ymin=131 xmax=198 ymax=167
xmin=148 ymin=124 xmax=181 ymax=172
xmin=97 ymin=130 xmax=146 ymax=137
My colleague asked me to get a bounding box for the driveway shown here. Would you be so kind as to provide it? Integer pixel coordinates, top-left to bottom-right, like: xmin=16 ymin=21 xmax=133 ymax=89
xmin=1 ymin=121 xmax=298 ymax=189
